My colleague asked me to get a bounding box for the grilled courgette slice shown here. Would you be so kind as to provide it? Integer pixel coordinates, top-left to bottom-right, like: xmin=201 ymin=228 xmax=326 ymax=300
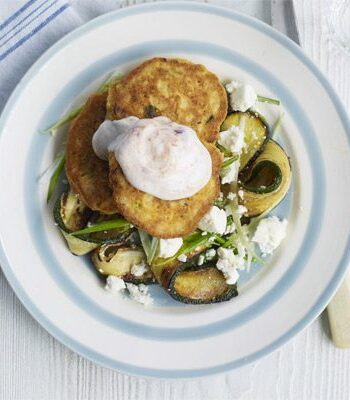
xmin=54 ymin=191 xmax=134 ymax=255
xmin=54 ymin=191 xmax=98 ymax=255
xmin=169 ymin=263 xmax=238 ymax=304
xmin=91 ymin=244 xmax=155 ymax=284
xmin=152 ymin=253 xmax=237 ymax=304
xmin=239 ymin=139 xmax=291 ymax=217
xmin=221 ymin=111 xmax=268 ymax=169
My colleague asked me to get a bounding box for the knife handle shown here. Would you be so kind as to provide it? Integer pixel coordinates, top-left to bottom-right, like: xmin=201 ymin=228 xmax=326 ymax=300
xmin=327 ymin=272 xmax=350 ymax=348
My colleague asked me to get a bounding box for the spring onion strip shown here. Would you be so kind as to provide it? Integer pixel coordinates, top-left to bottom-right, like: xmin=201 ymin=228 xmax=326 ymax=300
xmin=257 ymin=95 xmax=281 ymax=105
xmin=47 ymin=154 xmax=66 ymax=203
xmin=137 ymin=229 xmax=160 ymax=264
xmin=40 ymin=72 xmax=122 ymax=136
xmin=97 ymin=71 xmax=122 ymax=93
xmin=71 ymin=219 xmax=130 ymax=235
xmin=155 ymin=233 xmax=212 ymax=266
xmin=40 ymin=107 xmax=82 ymax=135
xmin=216 ymin=143 xmax=233 ymax=158
xmin=148 ymin=237 xmax=160 ymax=264
xmin=221 ymin=155 xmax=239 ymax=170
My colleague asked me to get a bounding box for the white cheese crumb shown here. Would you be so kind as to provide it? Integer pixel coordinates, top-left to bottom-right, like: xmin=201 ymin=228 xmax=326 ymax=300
xmin=237 ymin=205 xmax=248 ymax=217
xmin=126 ymin=283 xmax=153 ymax=306
xmin=218 ymin=191 xmax=224 ymax=201
xmin=177 ymin=254 xmax=187 ymax=262
xmin=201 ymin=231 xmax=208 ymax=236
xmin=225 ymin=222 xmax=236 ymax=235
xmin=159 ymin=238 xmax=183 ymax=258
xmin=226 ymin=81 xmax=257 ymax=112
xmin=238 ymin=189 xmax=244 ymax=200
xmin=130 ymin=262 xmax=148 ymax=277
xmin=197 ymin=255 xmax=205 ymax=266
xmin=218 ymin=125 xmax=245 ymax=154
xmin=252 ymin=216 xmax=288 ymax=256
xmin=216 ymin=248 xmax=242 ymax=284
xmin=227 ymin=192 xmax=236 ymax=200
xmin=205 ymin=248 xmax=216 ymax=260
xmin=198 ymin=206 xmax=227 ymax=234
xmin=220 ymin=160 xmax=240 ymax=185
xmin=105 ymin=276 xmax=126 ymax=293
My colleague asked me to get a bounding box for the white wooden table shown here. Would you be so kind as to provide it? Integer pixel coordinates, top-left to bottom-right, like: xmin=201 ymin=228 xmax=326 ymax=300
xmin=1 ymin=1 xmax=350 ymax=398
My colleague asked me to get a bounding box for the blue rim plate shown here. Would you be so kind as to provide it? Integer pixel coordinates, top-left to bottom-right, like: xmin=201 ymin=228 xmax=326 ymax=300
xmin=0 ymin=1 xmax=350 ymax=378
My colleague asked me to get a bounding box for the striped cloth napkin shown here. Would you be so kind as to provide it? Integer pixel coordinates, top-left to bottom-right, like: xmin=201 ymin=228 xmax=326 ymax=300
xmin=0 ymin=0 xmax=128 ymax=112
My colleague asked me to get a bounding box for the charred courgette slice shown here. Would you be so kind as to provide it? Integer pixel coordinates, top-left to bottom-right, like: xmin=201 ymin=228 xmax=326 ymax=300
xmin=169 ymin=263 xmax=238 ymax=304
xmin=91 ymin=244 xmax=155 ymax=284
xmin=221 ymin=111 xmax=268 ymax=170
xmin=152 ymin=253 xmax=237 ymax=304
xmin=54 ymin=191 xmax=134 ymax=255
xmin=239 ymin=139 xmax=291 ymax=217
xmin=54 ymin=191 xmax=98 ymax=255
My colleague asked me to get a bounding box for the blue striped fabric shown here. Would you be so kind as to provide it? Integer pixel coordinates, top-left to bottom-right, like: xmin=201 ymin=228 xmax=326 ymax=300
xmin=0 ymin=1 xmax=129 ymax=112
xmin=0 ymin=0 xmax=69 ymax=61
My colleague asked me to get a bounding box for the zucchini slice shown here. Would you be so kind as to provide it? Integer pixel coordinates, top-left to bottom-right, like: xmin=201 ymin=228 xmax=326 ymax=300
xmin=54 ymin=191 xmax=135 ymax=254
xmin=91 ymin=244 xmax=155 ymax=284
xmin=169 ymin=263 xmax=238 ymax=304
xmin=151 ymin=252 xmax=237 ymax=304
xmin=239 ymin=139 xmax=291 ymax=217
xmin=54 ymin=191 xmax=98 ymax=255
xmin=221 ymin=111 xmax=268 ymax=170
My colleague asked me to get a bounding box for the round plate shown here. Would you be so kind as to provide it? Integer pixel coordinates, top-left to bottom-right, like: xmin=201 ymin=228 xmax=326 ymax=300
xmin=0 ymin=2 xmax=350 ymax=378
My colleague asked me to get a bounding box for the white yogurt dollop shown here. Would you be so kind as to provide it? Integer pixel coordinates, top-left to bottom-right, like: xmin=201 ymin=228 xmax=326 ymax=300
xmin=92 ymin=116 xmax=212 ymax=201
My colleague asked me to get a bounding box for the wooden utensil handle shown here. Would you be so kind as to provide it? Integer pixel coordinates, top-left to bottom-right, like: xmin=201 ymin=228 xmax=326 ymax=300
xmin=327 ymin=272 xmax=350 ymax=348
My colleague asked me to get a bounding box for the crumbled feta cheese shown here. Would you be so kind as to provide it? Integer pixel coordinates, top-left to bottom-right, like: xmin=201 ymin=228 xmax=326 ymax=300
xmin=177 ymin=254 xmax=187 ymax=262
xmin=220 ymin=160 xmax=240 ymax=185
xmin=238 ymin=189 xmax=244 ymax=200
xmin=205 ymin=248 xmax=216 ymax=260
xmin=130 ymin=261 xmax=148 ymax=277
xmin=126 ymin=283 xmax=153 ymax=305
xmin=105 ymin=276 xmax=126 ymax=293
xmin=252 ymin=216 xmax=288 ymax=256
xmin=225 ymin=222 xmax=236 ymax=235
xmin=219 ymin=126 xmax=245 ymax=154
xmin=216 ymin=247 xmax=242 ymax=284
xmin=198 ymin=206 xmax=227 ymax=234
xmin=226 ymin=81 xmax=257 ymax=112
xmin=237 ymin=205 xmax=248 ymax=217
xmin=227 ymin=192 xmax=236 ymax=200
xmin=159 ymin=238 xmax=183 ymax=258
xmin=201 ymin=231 xmax=208 ymax=236
xmin=197 ymin=255 xmax=205 ymax=266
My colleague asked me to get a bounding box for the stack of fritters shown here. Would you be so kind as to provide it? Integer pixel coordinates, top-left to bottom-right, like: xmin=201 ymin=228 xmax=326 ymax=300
xmin=66 ymin=58 xmax=228 ymax=238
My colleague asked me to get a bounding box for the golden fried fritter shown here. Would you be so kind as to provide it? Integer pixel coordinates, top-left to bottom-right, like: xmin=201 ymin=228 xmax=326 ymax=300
xmin=108 ymin=143 xmax=223 ymax=238
xmin=65 ymin=93 xmax=118 ymax=214
xmin=107 ymin=58 xmax=227 ymax=143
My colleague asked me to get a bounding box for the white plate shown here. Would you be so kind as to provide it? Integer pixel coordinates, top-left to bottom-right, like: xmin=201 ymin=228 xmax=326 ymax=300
xmin=0 ymin=2 xmax=350 ymax=378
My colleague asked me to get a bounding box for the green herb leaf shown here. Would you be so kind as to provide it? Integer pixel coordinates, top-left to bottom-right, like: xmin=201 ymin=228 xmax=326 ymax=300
xmin=47 ymin=154 xmax=66 ymax=203
xmin=257 ymin=95 xmax=281 ymax=105
xmin=71 ymin=218 xmax=130 ymax=235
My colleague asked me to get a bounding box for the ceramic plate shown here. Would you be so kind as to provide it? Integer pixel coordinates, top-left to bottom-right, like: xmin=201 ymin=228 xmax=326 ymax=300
xmin=1 ymin=2 xmax=350 ymax=378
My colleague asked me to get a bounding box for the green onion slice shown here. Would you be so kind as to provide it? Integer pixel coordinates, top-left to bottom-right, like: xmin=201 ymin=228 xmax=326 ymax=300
xmin=47 ymin=153 xmax=65 ymax=203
